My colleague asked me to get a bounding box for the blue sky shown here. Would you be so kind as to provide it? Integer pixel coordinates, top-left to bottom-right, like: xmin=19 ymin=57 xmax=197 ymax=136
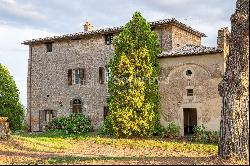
xmin=0 ymin=0 xmax=235 ymax=107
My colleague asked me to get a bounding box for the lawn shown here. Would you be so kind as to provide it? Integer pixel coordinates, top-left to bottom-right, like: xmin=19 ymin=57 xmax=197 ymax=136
xmin=0 ymin=131 xmax=247 ymax=165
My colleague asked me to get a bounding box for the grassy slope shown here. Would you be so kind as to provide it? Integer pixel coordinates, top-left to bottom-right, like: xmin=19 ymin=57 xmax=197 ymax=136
xmin=0 ymin=131 xmax=247 ymax=165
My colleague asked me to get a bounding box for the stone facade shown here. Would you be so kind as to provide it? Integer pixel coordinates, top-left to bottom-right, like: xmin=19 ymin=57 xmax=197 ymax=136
xmin=159 ymin=53 xmax=224 ymax=136
xmin=23 ymin=18 xmax=227 ymax=135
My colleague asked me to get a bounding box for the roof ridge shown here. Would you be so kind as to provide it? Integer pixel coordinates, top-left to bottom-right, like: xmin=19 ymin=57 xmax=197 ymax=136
xmin=22 ymin=18 xmax=206 ymax=45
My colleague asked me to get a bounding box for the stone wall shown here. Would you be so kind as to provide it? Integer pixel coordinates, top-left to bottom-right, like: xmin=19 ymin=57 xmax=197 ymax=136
xmin=159 ymin=53 xmax=224 ymax=136
xmin=172 ymin=25 xmax=201 ymax=50
xmin=27 ymin=34 xmax=115 ymax=131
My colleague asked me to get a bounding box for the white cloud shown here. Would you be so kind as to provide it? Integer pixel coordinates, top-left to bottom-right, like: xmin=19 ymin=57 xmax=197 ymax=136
xmin=0 ymin=0 xmax=46 ymax=20
xmin=0 ymin=23 xmax=56 ymax=107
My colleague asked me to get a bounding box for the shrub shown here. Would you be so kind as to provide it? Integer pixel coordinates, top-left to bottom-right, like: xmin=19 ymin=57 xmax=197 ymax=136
xmin=153 ymin=122 xmax=166 ymax=137
xmin=165 ymin=122 xmax=180 ymax=138
xmin=47 ymin=113 xmax=93 ymax=134
xmin=192 ymin=125 xmax=219 ymax=143
xmin=206 ymin=131 xmax=219 ymax=143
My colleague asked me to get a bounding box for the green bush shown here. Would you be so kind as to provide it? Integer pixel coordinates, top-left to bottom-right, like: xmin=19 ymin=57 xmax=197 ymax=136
xmin=47 ymin=113 xmax=93 ymax=134
xmin=192 ymin=125 xmax=219 ymax=143
xmin=0 ymin=64 xmax=25 ymax=131
xmin=153 ymin=122 xmax=166 ymax=137
xmin=165 ymin=122 xmax=180 ymax=138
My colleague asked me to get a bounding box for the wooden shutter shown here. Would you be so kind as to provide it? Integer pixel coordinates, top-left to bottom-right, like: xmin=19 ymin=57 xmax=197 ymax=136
xmin=52 ymin=110 xmax=57 ymax=118
xmin=99 ymin=67 xmax=105 ymax=84
xmin=39 ymin=110 xmax=45 ymax=131
xmin=80 ymin=68 xmax=85 ymax=85
xmin=68 ymin=69 xmax=72 ymax=85
xmin=104 ymin=107 xmax=109 ymax=119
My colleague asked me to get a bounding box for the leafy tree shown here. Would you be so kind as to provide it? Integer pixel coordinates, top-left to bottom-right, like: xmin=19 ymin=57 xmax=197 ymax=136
xmin=0 ymin=63 xmax=24 ymax=130
xmin=104 ymin=12 xmax=161 ymax=137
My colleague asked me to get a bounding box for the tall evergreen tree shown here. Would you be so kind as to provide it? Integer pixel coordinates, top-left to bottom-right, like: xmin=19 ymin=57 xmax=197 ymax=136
xmin=104 ymin=12 xmax=161 ymax=137
xmin=0 ymin=63 xmax=24 ymax=130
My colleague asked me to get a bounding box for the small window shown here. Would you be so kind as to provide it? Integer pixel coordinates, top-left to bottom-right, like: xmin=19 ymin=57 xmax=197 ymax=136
xmin=186 ymin=70 xmax=193 ymax=76
xmin=105 ymin=34 xmax=113 ymax=45
xmin=151 ymin=27 xmax=155 ymax=31
xmin=187 ymin=89 xmax=194 ymax=96
xmin=46 ymin=43 xmax=52 ymax=52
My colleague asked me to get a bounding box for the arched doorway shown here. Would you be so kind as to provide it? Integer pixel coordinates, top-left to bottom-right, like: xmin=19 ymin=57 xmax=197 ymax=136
xmin=72 ymin=99 xmax=82 ymax=113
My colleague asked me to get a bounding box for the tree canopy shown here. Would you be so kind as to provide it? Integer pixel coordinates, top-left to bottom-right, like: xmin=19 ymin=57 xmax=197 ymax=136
xmin=103 ymin=11 xmax=162 ymax=137
xmin=0 ymin=63 xmax=24 ymax=130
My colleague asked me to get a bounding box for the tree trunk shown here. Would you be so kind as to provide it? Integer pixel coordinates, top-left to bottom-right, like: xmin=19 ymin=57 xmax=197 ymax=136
xmin=218 ymin=0 xmax=249 ymax=160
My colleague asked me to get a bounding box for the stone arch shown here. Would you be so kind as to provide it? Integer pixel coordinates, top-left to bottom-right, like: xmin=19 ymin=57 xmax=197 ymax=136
xmin=167 ymin=63 xmax=212 ymax=81
xmin=70 ymin=97 xmax=82 ymax=113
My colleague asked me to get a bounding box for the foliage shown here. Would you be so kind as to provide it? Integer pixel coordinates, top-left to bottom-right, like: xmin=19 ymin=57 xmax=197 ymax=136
xmin=104 ymin=11 xmax=161 ymax=137
xmin=153 ymin=122 xmax=166 ymax=137
xmin=47 ymin=113 xmax=93 ymax=134
xmin=192 ymin=125 xmax=219 ymax=143
xmin=165 ymin=122 xmax=180 ymax=138
xmin=0 ymin=63 xmax=25 ymax=131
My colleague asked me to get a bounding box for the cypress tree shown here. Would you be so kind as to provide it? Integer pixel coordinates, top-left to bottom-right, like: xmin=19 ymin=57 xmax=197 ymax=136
xmin=104 ymin=12 xmax=161 ymax=137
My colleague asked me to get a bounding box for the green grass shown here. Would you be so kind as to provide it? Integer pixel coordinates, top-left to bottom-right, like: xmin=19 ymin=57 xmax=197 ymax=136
xmin=3 ymin=131 xmax=244 ymax=165
xmin=13 ymin=130 xmax=217 ymax=154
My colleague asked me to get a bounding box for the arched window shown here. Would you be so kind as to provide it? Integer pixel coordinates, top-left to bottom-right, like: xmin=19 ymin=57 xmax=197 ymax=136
xmin=72 ymin=99 xmax=82 ymax=113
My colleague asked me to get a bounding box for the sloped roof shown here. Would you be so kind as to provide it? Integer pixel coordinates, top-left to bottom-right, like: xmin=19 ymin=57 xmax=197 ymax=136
xmin=22 ymin=18 xmax=206 ymax=45
xmin=159 ymin=44 xmax=222 ymax=58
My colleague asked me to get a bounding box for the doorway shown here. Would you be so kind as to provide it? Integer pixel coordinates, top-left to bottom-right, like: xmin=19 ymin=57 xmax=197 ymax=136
xmin=183 ymin=108 xmax=197 ymax=136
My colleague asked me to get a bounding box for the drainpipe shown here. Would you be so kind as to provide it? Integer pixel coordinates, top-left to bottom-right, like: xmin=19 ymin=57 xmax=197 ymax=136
xmin=160 ymin=28 xmax=163 ymax=51
xmin=29 ymin=45 xmax=33 ymax=132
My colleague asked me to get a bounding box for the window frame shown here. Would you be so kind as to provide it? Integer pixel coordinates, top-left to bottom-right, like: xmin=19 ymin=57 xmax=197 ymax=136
xmin=105 ymin=66 xmax=111 ymax=83
xmin=187 ymin=89 xmax=194 ymax=96
xmin=45 ymin=42 xmax=53 ymax=52
xmin=105 ymin=34 xmax=113 ymax=45
xmin=74 ymin=68 xmax=81 ymax=85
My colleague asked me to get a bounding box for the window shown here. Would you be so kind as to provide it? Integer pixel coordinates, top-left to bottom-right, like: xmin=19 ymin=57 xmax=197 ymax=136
xmin=105 ymin=66 xmax=111 ymax=83
xmin=74 ymin=68 xmax=81 ymax=84
xmin=186 ymin=70 xmax=193 ymax=76
xmin=72 ymin=99 xmax=82 ymax=113
xmin=187 ymin=89 xmax=194 ymax=96
xmin=45 ymin=43 xmax=52 ymax=52
xmin=99 ymin=67 xmax=105 ymax=84
xmin=68 ymin=68 xmax=85 ymax=85
xmin=105 ymin=34 xmax=113 ymax=45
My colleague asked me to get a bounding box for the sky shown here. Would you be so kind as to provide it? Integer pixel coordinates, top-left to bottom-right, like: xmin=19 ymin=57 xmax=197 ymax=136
xmin=0 ymin=0 xmax=236 ymax=107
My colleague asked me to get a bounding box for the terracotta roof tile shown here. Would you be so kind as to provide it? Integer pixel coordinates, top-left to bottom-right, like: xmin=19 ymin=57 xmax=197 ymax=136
xmin=22 ymin=18 xmax=206 ymax=45
xmin=159 ymin=44 xmax=222 ymax=57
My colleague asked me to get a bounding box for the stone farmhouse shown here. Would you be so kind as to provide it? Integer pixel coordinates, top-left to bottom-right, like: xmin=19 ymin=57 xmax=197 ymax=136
xmin=22 ymin=18 xmax=229 ymax=136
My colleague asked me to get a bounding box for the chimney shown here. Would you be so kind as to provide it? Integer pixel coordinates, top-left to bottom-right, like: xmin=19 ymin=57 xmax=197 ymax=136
xmin=217 ymin=27 xmax=230 ymax=70
xmin=84 ymin=21 xmax=93 ymax=32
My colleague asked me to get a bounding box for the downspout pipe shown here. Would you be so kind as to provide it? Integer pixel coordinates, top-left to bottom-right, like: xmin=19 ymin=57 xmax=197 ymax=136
xmin=29 ymin=45 xmax=32 ymax=132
